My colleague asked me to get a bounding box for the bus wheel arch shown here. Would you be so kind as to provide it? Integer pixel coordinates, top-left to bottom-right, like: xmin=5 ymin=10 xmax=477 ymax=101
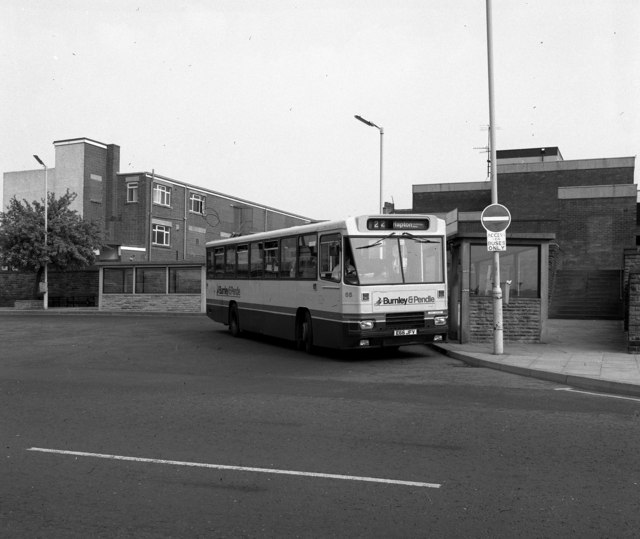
xmin=296 ymin=309 xmax=314 ymax=353
xmin=228 ymin=302 xmax=242 ymax=337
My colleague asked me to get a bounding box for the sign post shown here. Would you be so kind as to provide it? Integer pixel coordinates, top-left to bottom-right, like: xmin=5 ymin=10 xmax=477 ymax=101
xmin=481 ymin=203 xmax=511 ymax=354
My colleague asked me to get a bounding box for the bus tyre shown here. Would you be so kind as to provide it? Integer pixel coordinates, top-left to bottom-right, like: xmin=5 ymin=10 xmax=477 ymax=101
xmin=229 ymin=304 xmax=241 ymax=337
xmin=298 ymin=311 xmax=314 ymax=354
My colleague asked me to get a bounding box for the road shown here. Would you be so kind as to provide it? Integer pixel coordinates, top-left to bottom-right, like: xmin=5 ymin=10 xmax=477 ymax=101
xmin=1 ymin=314 xmax=639 ymax=538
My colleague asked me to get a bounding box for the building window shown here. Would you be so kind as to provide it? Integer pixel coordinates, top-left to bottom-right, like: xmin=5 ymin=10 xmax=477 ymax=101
xmin=127 ymin=182 xmax=139 ymax=203
xmin=153 ymin=184 xmax=171 ymax=206
xmin=190 ymin=193 xmax=205 ymax=214
xmin=152 ymin=224 xmax=170 ymax=246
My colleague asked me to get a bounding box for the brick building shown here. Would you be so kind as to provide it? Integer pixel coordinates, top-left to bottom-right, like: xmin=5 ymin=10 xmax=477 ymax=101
xmin=1 ymin=137 xmax=313 ymax=308
xmin=411 ymin=147 xmax=637 ymax=343
xmin=2 ymin=137 xmax=313 ymax=263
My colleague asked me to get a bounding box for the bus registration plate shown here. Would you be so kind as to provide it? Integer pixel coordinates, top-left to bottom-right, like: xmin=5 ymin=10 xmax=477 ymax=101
xmin=394 ymin=329 xmax=417 ymax=336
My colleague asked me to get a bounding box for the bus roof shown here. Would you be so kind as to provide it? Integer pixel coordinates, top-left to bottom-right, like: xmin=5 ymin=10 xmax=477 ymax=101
xmin=205 ymin=214 xmax=445 ymax=248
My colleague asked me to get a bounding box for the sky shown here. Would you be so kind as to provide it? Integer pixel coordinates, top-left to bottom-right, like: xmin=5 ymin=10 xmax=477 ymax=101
xmin=1 ymin=0 xmax=638 ymax=221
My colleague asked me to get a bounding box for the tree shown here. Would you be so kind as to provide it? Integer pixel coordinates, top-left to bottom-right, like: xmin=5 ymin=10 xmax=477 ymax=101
xmin=0 ymin=191 xmax=104 ymax=299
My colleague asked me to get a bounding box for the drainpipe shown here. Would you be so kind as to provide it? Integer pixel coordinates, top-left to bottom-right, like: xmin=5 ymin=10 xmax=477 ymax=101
xmin=184 ymin=185 xmax=188 ymax=260
xmin=148 ymin=169 xmax=154 ymax=261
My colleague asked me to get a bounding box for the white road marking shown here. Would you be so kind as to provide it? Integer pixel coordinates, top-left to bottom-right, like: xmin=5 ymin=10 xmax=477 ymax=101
xmin=27 ymin=447 xmax=441 ymax=489
xmin=555 ymin=387 xmax=640 ymax=402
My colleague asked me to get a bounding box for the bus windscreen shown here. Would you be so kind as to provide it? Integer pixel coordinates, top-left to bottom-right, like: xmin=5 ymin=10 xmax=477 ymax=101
xmin=349 ymin=235 xmax=444 ymax=285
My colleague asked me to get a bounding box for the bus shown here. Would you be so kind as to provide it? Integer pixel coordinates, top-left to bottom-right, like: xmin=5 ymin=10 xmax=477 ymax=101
xmin=205 ymin=214 xmax=448 ymax=351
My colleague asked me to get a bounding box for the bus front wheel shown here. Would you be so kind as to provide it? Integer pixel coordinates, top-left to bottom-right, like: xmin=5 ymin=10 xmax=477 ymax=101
xmin=229 ymin=304 xmax=241 ymax=337
xmin=297 ymin=311 xmax=314 ymax=354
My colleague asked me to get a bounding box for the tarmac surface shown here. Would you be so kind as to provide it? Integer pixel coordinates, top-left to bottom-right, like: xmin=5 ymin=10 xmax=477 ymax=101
xmin=2 ymin=309 xmax=639 ymax=397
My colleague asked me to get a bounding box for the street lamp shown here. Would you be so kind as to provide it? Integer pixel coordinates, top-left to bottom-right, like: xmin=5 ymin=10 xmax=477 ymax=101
xmin=354 ymin=114 xmax=384 ymax=214
xmin=33 ymin=154 xmax=48 ymax=310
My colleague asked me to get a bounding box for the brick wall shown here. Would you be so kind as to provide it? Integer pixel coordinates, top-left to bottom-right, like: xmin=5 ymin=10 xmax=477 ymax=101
xmin=413 ymin=189 xmax=491 ymax=213
xmin=100 ymin=294 xmax=202 ymax=312
xmin=469 ymin=297 xmax=541 ymax=343
xmin=627 ymin=272 xmax=640 ymax=353
xmin=623 ymin=248 xmax=640 ymax=335
xmin=498 ymin=166 xmax=633 ymax=222
xmin=0 ymin=269 xmax=99 ymax=307
xmin=558 ymin=197 xmax=635 ymax=269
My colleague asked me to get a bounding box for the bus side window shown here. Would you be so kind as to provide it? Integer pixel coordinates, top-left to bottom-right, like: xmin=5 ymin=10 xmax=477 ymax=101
xmin=225 ymin=246 xmax=236 ymax=278
xmin=264 ymin=240 xmax=279 ymax=279
xmin=213 ymin=248 xmax=225 ymax=278
xmin=320 ymin=233 xmax=341 ymax=282
xmin=237 ymin=244 xmax=249 ymax=279
xmin=297 ymin=234 xmax=317 ymax=279
xmin=250 ymin=242 xmax=263 ymax=278
xmin=280 ymin=237 xmax=297 ymax=279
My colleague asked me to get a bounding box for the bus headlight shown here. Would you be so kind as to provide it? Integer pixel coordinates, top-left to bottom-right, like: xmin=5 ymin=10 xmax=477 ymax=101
xmin=359 ymin=320 xmax=375 ymax=330
xmin=434 ymin=316 xmax=447 ymax=326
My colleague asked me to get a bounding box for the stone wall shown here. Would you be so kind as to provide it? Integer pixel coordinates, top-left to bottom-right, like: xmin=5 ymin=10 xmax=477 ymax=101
xmin=100 ymin=294 xmax=202 ymax=313
xmin=469 ymin=297 xmax=541 ymax=343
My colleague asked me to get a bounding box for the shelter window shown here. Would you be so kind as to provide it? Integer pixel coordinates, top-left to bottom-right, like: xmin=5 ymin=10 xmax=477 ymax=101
xmin=136 ymin=267 xmax=166 ymax=294
xmin=169 ymin=267 xmax=201 ymax=294
xmin=470 ymin=245 xmax=540 ymax=298
xmin=103 ymin=268 xmax=133 ymax=294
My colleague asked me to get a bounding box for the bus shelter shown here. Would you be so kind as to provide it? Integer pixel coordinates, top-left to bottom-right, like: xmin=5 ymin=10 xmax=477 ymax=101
xmin=98 ymin=261 xmax=206 ymax=313
xmin=447 ymin=230 xmax=554 ymax=344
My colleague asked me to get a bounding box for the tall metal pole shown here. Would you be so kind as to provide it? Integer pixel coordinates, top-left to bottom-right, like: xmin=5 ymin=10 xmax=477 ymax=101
xmin=355 ymin=115 xmax=384 ymax=214
xmin=33 ymin=155 xmax=48 ymax=310
xmin=378 ymin=127 xmax=384 ymax=214
xmin=486 ymin=0 xmax=503 ymax=354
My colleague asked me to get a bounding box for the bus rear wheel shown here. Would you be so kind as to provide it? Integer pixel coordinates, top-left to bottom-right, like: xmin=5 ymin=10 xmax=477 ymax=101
xmin=229 ymin=304 xmax=241 ymax=337
xmin=297 ymin=311 xmax=314 ymax=354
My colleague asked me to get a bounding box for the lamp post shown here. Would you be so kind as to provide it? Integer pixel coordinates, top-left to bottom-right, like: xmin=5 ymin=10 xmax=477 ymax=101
xmin=354 ymin=114 xmax=384 ymax=214
xmin=33 ymin=154 xmax=48 ymax=310
xmin=485 ymin=0 xmax=503 ymax=354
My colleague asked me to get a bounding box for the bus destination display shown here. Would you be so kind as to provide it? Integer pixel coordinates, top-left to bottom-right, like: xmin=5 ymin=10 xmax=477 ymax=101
xmin=367 ymin=218 xmax=430 ymax=231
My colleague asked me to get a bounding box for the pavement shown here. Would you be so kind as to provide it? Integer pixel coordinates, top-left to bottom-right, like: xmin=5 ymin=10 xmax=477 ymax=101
xmin=431 ymin=319 xmax=640 ymax=398
xmin=2 ymin=309 xmax=639 ymax=397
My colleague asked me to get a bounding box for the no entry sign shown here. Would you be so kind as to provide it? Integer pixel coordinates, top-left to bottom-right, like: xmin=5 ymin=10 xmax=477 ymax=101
xmin=481 ymin=204 xmax=511 ymax=233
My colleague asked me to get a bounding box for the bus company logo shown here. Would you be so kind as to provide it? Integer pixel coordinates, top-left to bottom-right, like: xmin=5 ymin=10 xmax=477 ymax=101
xmin=217 ymin=285 xmax=241 ymax=297
xmin=375 ymin=294 xmax=435 ymax=306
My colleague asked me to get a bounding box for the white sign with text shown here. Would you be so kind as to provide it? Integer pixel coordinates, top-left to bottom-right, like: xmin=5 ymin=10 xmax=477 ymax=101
xmin=486 ymin=230 xmax=506 ymax=251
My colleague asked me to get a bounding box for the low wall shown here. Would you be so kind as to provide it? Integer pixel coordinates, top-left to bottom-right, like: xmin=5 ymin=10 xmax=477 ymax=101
xmin=14 ymin=300 xmax=44 ymax=310
xmin=469 ymin=297 xmax=541 ymax=343
xmin=627 ymin=272 xmax=640 ymax=353
xmin=100 ymin=294 xmax=202 ymax=313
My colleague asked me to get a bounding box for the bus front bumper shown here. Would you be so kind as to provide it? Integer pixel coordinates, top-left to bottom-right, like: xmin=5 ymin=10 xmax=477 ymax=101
xmin=342 ymin=317 xmax=448 ymax=349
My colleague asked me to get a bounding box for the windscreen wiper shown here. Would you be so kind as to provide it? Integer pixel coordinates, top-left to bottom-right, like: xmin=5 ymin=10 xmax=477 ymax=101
xmin=401 ymin=232 xmax=440 ymax=244
xmin=355 ymin=232 xmax=397 ymax=249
